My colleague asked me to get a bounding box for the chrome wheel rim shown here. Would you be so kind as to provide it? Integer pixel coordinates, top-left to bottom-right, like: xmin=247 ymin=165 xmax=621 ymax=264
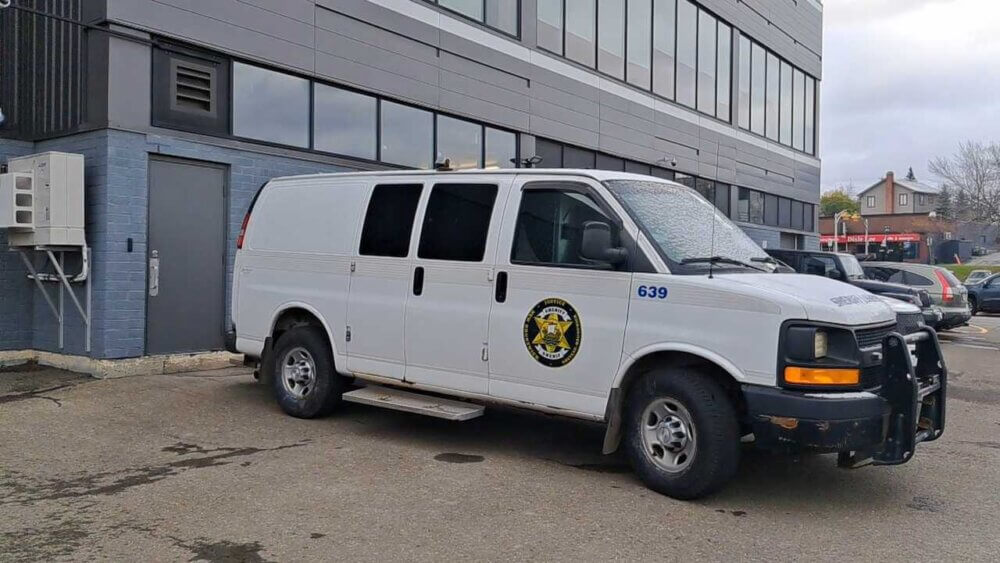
xmin=640 ymin=397 xmax=696 ymax=473
xmin=281 ymin=347 xmax=316 ymax=399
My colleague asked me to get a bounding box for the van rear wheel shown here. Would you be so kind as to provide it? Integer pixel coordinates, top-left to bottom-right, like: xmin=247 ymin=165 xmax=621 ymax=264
xmin=272 ymin=326 xmax=345 ymax=418
xmin=624 ymin=368 xmax=741 ymax=500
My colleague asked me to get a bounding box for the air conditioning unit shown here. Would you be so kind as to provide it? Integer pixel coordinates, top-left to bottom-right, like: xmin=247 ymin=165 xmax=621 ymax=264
xmin=2 ymin=152 xmax=85 ymax=247
xmin=0 ymin=172 xmax=34 ymax=229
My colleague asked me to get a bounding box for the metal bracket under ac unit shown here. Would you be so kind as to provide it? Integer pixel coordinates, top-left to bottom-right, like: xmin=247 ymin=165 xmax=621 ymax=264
xmin=17 ymin=246 xmax=92 ymax=352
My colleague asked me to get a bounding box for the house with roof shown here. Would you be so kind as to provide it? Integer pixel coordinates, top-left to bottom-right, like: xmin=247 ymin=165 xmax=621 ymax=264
xmin=857 ymin=169 xmax=940 ymax=216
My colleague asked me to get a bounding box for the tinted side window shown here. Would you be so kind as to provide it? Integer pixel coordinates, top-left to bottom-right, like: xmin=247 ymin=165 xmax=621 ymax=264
xmin=864 ymin=267 xmax=892 ymax=282
xmin=886 ymin=269 xmax=906 ymax=284
xmin=512 ymin=188 xmax=617 ymax=268
xmin=904 ymin=271 xmax=934 ymax=286
xmin=418 ymin=184 xmax=498 ymax=261
xmin=359 ymin=184 xmax=423 ymax=257
xmin=802 ymin=255 xmax=836 ymax=276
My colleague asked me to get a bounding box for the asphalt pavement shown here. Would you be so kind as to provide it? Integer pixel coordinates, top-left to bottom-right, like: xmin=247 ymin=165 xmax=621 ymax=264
xmin=2 ymin=330 xmax=999 ymax=562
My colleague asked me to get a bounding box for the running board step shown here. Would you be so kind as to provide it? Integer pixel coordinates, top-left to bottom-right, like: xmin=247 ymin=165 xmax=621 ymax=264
xmin=342 ymin=385 xmax=484 ymax=421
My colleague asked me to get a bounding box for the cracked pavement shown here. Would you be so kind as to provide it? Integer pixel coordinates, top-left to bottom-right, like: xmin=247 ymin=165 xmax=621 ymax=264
xmin=2 ymin=328 xmax=1000 ymax=561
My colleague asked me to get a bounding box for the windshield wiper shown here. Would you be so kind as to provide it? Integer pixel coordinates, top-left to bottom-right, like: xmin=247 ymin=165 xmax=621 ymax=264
xmin=680 ymin=256 xmax=770 ymax=273
xmin=751 ymin=256 xmax=777 ymax=264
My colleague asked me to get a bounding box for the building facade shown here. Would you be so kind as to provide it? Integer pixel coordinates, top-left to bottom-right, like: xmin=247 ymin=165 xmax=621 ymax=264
xmin=0 ymin=0 xmax=823 ymax=359
xmin=858 ymin=171 xmax=939 ymax=216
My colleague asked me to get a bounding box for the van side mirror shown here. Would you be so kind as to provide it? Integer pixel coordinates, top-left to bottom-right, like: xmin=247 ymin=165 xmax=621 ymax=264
xmin=581 ymin=221 xmax=628 ymax=265
xmin=827 ymin=269 xmax=843 ymax=280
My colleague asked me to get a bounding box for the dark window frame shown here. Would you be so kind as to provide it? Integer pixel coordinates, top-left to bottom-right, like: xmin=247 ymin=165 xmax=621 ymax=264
xmin=737 ymin=34 xmax=819 ymax=156
xmin=509 ymin=180 xmax=628 ymax=271
xmin=181 ymin=51 xmax=522 ymax=170
xmin=539 ymin=0 xmax=734 ymax=125
xmin=424 ymin=0 xmax=522 ymax=39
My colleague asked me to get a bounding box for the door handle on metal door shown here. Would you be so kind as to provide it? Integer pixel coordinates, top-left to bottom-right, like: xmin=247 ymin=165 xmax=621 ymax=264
xmin=413 ymin=266 xmax=424 ymax=296
xmin=149 ymin=250 xmax=160 ymax=297
xmin=495 ymin=271 xmax=508 ymax=303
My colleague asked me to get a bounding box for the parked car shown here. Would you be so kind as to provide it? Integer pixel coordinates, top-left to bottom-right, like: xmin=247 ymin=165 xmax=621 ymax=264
xmin=229 ymin=169 xmax=946 ymax=499
xmin=966 ymin=273 xmax=1000 ymax=315
xmin=765 ymin=249 xmax=943 ymax=328
xmin=862 ymin=263 xmax=971 ymax=330
xmin=964 ymin=270 xmax=993 ymax=285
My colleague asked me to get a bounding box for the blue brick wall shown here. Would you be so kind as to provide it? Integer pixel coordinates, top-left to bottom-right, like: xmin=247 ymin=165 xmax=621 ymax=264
xmin=0 ymin=139 xmax=38 ymax=350
xmin=102 ymin=131 xmax=353 ymax=358
xmin=0 ymin=130 xmax=354 ymax=359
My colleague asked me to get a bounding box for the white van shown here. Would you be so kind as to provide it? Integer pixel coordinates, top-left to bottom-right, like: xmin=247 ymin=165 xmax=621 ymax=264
xmin=229 ymin=169 xmax=946 ymax=499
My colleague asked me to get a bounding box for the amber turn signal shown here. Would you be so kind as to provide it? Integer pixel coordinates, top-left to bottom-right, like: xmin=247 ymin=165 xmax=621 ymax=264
xmin=784 ymin=366 xmax=860 ymax=386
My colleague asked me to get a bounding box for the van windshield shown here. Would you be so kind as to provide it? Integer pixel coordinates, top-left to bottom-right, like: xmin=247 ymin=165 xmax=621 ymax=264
xmin=605 ymin=179 xmax=774 ymax=274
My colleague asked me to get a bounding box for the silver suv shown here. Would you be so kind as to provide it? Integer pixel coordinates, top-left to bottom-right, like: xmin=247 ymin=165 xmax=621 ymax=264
xmin=862 ymin=263 xmax=971 ymax=330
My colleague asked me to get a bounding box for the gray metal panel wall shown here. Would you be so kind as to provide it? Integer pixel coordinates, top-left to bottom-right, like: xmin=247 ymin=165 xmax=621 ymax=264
xmin=99 ymin=0 xmax=821 ymax=203
xmin=0 ymin=0 xmax=88 ymax=140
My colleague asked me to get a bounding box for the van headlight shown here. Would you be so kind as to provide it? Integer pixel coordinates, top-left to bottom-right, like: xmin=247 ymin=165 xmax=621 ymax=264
xmin=813 ymin=330 xmax=828 ymax=359
xmin=780 ymin=324 xmax=862 ymax=388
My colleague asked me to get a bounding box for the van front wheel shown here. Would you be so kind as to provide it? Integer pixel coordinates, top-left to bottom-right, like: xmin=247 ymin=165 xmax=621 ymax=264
xmin=624 ymin=369 xmax=741 ymax=500
xmin=272 ymin=326 xmax=345 ymax=418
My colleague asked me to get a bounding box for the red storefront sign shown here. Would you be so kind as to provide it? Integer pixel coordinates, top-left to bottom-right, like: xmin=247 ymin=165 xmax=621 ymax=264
xmin=819 ymin=233 xmax=923 ymax=245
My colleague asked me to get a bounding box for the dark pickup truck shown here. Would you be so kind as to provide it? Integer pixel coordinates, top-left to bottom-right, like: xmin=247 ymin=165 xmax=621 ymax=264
xmin=766 ymin=249 xmax=944 ymax=328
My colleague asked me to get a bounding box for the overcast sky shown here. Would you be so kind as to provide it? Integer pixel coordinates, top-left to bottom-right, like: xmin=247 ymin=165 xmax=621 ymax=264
xmin=820 ymin=0 xmax=1000 ymax=192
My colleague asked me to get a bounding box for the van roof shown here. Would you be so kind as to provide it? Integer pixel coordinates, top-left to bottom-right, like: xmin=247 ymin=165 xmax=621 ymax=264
xmin=268 ymin=168 xmax=673 ymax=185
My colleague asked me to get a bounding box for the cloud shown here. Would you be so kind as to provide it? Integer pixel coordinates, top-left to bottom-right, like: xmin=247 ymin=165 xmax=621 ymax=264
xmin=820 ymin=0 xmax=1000 ymax=191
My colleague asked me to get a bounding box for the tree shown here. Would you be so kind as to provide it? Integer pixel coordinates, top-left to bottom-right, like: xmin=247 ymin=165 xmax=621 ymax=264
xmin=935 ymin=185 xmax=954 ymax=220
xmin=930 ymin=141 xmax=1000 ymax=224
xmin=820 ymin=188 xmax=860 ymax=217
xmin=954 ymin=189 xmax=971 ymax=221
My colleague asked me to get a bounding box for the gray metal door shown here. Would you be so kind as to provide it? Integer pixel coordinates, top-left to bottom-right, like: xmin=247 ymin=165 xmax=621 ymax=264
xmin=147 ymin=157 xmax=226 ymax=354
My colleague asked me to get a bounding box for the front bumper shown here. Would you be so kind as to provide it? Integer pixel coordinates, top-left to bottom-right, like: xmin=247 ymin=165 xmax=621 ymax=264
xmin=744 ymin=328 xmax=947 ymax=466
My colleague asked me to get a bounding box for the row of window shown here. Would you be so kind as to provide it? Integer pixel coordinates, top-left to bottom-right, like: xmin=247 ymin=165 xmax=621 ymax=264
xmin=535 ymin=138 xmax=814 ymax=232
xmin=865 ymin=194 xmax=935 ymax=208
xmin=737 ymin=36 xmax=817 ymax=154
xmin=736 ymin=187 xmax=816 ymax=232
xmin=423 ymin=0 xmax=520 ymax=37
xmin=537 ymin=0 xmax=731 ymax=121
xmin=231 ymin=62 xmax=517 ymax=170
xmin=361 ymin=182 xmax=618 ymax=269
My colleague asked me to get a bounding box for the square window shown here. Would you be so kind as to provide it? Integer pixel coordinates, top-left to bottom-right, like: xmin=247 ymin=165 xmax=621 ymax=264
xmin=233 ymin=62 xmax=310 ymax=148
xmin=359 ymin=184 xmax=424 ymax=257
xmin=380 ymin=101 xmax=433 ymax=168
xmin=418 ymin=184 xmax=499 ymax=261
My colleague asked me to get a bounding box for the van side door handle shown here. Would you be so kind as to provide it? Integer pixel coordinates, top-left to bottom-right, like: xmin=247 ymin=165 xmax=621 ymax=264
xmin=495 ymin=271 xmax=507 ymax=303
xmin=413 ymin=266 xmax=424 ymax=296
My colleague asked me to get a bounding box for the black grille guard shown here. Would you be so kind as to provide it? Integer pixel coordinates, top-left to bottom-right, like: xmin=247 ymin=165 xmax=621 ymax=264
xmin=841 ymin=327 xmax=947 ymax=468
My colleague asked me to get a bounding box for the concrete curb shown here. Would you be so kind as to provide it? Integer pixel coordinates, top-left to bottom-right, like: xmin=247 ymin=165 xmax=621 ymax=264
xmin=0 ymin=350 xmax=245 ymax=378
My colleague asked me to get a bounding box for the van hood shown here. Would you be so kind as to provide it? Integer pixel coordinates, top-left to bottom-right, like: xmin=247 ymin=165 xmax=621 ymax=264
xmin=721 ymin=273 xmax=895 ymax=326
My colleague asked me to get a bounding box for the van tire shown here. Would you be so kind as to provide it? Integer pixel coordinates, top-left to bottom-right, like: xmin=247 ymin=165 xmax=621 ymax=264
xmin=623 ymin=368 xmax=741 ymax=500
xmin=271 ymin=326 xmax=344 ymax=418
